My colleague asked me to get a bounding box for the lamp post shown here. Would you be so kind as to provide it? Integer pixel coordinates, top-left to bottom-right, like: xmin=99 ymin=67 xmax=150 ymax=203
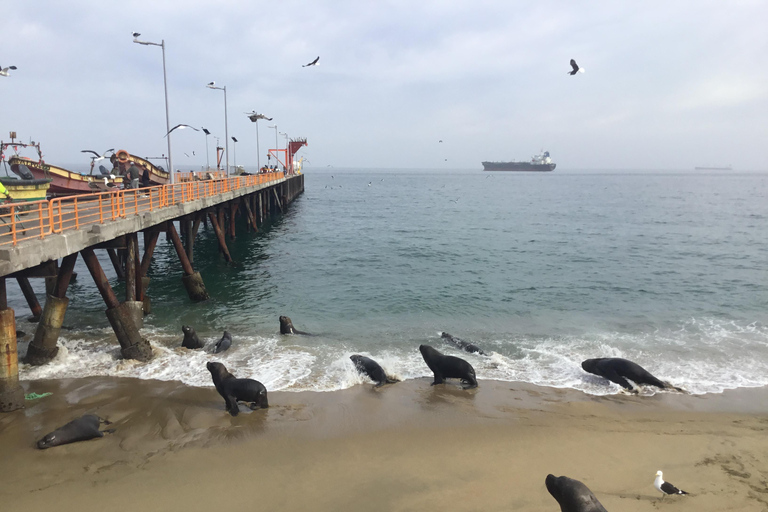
xmin=206 ymin=82 xmax=229 ymax=176
xmin=202 ymin=127 xmax=211 ymax=171
xmin=246 ymin=112 xmax=272 ymax=172
xmin=231 ymin=137 xmax=238 ymax=172
xmin=134 ymin=35 xmax=174 ymax=184
xmin=279 ymin=132 xmax=289 ymax=172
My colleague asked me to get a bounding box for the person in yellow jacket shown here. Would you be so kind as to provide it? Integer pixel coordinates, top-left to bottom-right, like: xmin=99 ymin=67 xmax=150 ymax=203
xmin=0 ymin=180 xmax=8 ymax=199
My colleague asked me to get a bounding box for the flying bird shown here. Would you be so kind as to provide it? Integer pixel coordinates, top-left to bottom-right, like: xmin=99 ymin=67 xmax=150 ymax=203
xmin=302 ymin=56 xmax=320 ymax=67
xmin=245 ymin=111 xmax=273 ymax=122
xmin=0 ymin=65 xmax=18 ymax=77
xmin=438 ymin=140 xmax=443 ymax=143
xmin=654 ymin=471 xmax=689 ymax=498
xmin=202 ymin=127 xmax=211 ymax=135
xmin=81 ymin=149 xmax=115 ymax=161
xmin=164 ymin=124 xmax=200 ymax=137
xmin=568 ymin=59 xmax=585 ymax=75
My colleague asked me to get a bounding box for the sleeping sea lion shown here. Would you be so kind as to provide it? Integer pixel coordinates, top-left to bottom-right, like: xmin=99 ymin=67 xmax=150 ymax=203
xmin=206 ymin=361 xmax=268 ymax=416
xmin=37 ymin=415 xmax=113 ymax=449
xmin=279 ymin=316 xmax=312 ymax=335
xmin=214 ymin=331 xmax=232 ymax=353
xmin=545 ymin=474 xmax=608 ymax=512
xmin=181 ymin=325 xmax=204 ymax=349
xmin=350 ymin=355 xmax=399 ymax=387
xmin=419 ymin=344 xmax=478 ymax=389
xmin=441 ymin=331 xmax=486 ymax=355
xmin=581 ymin=357 xmax=684 ymax=393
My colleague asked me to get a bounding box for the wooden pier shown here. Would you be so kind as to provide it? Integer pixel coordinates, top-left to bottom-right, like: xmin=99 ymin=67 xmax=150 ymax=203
xmin=0 ymin=172 xmax=304 ymax=412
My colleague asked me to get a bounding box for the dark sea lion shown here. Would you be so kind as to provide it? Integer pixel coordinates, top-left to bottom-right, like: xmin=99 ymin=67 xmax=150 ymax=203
xmin=441 ymin=331 xmax=487 ymax=355
xmin=581 ymin=357 xmax=684 ymax=393
xmin=214 ymin=331 xmax=232 ymax=353
xmin=206 ymin=361 xmax=268 ymax=416
xmin=181 ymin=325 xmax=204 ymax=349
xmin=419 ymin=344 xmax=478 ymax=389
xmin=279 ymin=315 xmax=312 ymax=335
xmin=545 ymin=474 xmax=608 ymax=512
xmin=350 ymin=355 xmax=399 ymax=387
xmin=37 ymin=414 xmax=113 ymax=449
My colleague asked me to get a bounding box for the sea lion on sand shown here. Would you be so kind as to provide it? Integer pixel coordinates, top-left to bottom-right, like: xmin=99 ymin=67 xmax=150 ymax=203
xmin=441 ymin=331 xmax=486 ymax=355
xmin=206 ymin=361 xmax=268 ymax=416
xmin=279 ymin=315 xmax=312 ymax=335
xmin=214 ymin=331 xmax=232 ymax=353
xmin=37 ymin=414 xmax=113 ymax=449
xmin=545 ymin=474 xmax=608 ymax=512
xmin=581 ymin=357 xmax=684 ymax=393
xmin=419 ymin=344 xmax=478 ymax=389
xmin=181 ymin=325 xmax=204 ymax=349
xmin=350 ymin=355 xmax=399 ymax=387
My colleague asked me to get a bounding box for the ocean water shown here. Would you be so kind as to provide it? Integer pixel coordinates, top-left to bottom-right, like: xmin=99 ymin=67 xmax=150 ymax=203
xmin=12 ymin=168 xmax=768 ymax=396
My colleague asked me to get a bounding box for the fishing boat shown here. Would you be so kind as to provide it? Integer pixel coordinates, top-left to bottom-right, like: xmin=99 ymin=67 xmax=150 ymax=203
xmin=482 ymin=150 xmax=556 ymax=172
xmin=0 ymin=177 xmax=51 ymax=204
xmin=5 ymin=142 xmax=169 ymax=196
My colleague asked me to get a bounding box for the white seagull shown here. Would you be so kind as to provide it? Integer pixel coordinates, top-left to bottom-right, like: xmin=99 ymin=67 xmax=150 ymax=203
xmin=132 ymin=32 xmax=141 ymax=41
xmin=654 ymin=471 xmax=689 ymax=498
xmin=207 ymin=81 xmax=215 ymax=87
xmin=0 ymin=65 xmax=18 ymax=77
xmin=81 ymin=148 xmax=115 ymax=161
xmin=164 ymin=124 xmax=200 ymax=137
xmin=568 ymin=59 xmax=585 ymax=75
xmin=245 ymin=111 xmax=273 ymax=121
xmin=302 ymin=56 xmax=320 ymax=67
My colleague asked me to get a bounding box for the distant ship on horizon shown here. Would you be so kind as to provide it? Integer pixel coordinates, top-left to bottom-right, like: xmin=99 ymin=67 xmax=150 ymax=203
xmin=482 ymin=150 xmax=556 ymax=172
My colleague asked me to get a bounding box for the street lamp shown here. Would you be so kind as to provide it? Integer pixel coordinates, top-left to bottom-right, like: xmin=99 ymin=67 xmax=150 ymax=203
xmin=231 ymin=136 xmax=238 ymax=172
xmin=133 ymin=34 xmax=175 ymax=184
xmin=206 ymin=82 xmax=229 ymax=176
xmin=202 ymin=127 xmax=211 ymax=171
xmin=267 ymin=124 xmax=278 ymax=169
xmin=279 ymin=132 xmax=289 ymax=172
xmin=246 ymin=112 xmax=272 ymax=172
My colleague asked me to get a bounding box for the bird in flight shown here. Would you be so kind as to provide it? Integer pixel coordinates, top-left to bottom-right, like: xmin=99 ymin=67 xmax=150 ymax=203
xmin=165 ymin=124 xmax=200 ymax=137
xmin=81 ymin=149 xmax=115 ymax=161
xmin=302 ymin=56 xmax=320 ymax=67
xmin=654 ymin=471 xmax=689 ymax=498
xmin=0 ymin=65 xmax=18 ymax=77
xmin=568 ymin=59 xmax=585 ymax=75
xmin=245 ymin=111 xmax=273 ymax=121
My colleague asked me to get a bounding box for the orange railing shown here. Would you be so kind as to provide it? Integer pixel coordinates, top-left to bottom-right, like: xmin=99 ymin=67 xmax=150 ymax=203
xmin=0 ymin=172 xmax=284 ymax=247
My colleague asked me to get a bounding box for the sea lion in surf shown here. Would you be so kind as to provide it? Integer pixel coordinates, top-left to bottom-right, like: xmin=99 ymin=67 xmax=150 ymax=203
xmin=181 ymin=325 xmax=204 ymax=349
xmin=214 ymin=331 xmax=232 ymax=353
xmin=279 ymin=316 xmax=313 ymax=335
xmin=350 ymin=355 xmax=399 ymax=387
xmin=419 ymin=344 xmax=478 ymax=389
xmin=37 ymin=415 xmax=114 ymax=449
xmin=545 ymin=474 xmax=608 ymax=512
xmin=440 ymin=331 xmax=486 ymax=355
xmin=581 ymin=357 xmax=684 ymax=393
xmin=206 ymin=361 xmax=268 ymax=416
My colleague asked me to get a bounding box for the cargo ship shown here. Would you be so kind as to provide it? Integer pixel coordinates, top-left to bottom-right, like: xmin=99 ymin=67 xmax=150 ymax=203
xmin=482 ymin=150 xmax=556 ymax=172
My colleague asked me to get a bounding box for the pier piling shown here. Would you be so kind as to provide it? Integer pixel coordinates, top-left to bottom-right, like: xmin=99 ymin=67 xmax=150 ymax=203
xmin=0 ymin=279 xmax=24 ymax=412
xmin=167 ymin=222 xmax=210 ymax=301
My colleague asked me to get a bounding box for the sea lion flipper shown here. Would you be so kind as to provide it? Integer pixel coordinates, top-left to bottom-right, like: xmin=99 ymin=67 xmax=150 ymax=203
xmin=603 ymin=369 xmax=635 ymax=391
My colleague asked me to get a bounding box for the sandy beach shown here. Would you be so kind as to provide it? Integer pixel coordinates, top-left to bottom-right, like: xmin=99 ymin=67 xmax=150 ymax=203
xmin=1 ymin=377 xmax=767 ymax=511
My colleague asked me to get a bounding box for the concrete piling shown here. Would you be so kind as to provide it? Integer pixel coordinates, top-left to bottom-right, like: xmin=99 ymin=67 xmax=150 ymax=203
xmin=0 ymin=280 xmax=24 ymax=412
xmin=167 ymin=222 xmax=210 ymax=301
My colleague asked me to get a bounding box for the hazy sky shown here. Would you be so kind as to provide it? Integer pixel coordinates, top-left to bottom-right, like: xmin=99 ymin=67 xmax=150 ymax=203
xmin=2 ymin=1 xmax=766 ymax=171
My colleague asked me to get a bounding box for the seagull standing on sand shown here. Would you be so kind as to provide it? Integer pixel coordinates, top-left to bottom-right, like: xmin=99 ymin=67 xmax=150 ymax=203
xmin=654 ymin=471 xmax=689 ymax=498
xmin=302 ymin=56 xmax=320 ymax=67
xmin=165 ymin=124 xmax=200 ymax=137
xmin=568 ymin=59 xmax=585 ymax=75
xmin=0 ymin=65 xmax=18 ymax=77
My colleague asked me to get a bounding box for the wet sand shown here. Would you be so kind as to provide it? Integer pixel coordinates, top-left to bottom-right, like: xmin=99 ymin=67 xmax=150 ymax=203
xmin=1 ymin=377 xmax=767 ymax=511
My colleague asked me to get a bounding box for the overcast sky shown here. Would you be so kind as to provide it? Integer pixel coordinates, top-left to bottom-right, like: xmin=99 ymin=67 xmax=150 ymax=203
xmin=2 ymin=1 xmax=766 ymax=171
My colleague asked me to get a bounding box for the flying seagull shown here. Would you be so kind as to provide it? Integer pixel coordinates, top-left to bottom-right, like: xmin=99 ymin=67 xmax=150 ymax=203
xmin=302 ymin=56 xmax=320 ymax=67
xmin=81 ymin=149 xmax=115 ymax=161
xmin=0 ymin=65 xmax=18 ymax=77
xmin=568 ymin=59 xmax=585 ymax=75
xmin=245 ymin=111 xmax=273 ymax=122
xmin=654 ymin=471 xmax=689 ymax=498
xmin=164 ymin=124 xmax=200 ymax=137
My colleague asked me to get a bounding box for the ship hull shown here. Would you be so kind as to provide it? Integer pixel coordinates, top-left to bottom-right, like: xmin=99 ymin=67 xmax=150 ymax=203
xmin=482 ymin=162 xmax=556 ymax=172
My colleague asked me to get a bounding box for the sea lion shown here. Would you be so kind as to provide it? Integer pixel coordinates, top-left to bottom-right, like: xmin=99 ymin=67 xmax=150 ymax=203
xmin=419 ymin=344 xmax=478 ymax=389
xmin=37 ymin=414 xmax=113 ymax=449
xmin=279 ymin=315 xmax=312 ymax=335
xmin=181 ymin=325 xmax=204 ymax=349
xmin=581 ymin=357 xmax=684 ymax=393
xmin=350 ymin=355 xmax=399 ymax=387
xmin=214 ymin=331 xmax=232 ymax=353
xmin=545 ymin=474 xmax=608 ymax=512
xmin=206 ymin=361 xmax=268 ymax=416
xmin=441 ymin=331 xmax=486 ymax=355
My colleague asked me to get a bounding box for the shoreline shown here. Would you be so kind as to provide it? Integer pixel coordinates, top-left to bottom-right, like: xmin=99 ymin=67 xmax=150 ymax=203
xmin=1 ymin=376 xmax=767 ymax=511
